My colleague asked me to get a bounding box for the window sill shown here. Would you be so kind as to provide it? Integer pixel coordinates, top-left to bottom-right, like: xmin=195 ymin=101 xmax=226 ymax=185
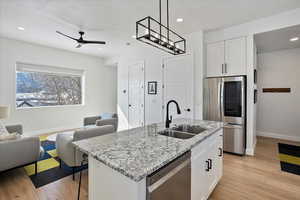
xmin=15 ymin=104 xmax=85 ymax=110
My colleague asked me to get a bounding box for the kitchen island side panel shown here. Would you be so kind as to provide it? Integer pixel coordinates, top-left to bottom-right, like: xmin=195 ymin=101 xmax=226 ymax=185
xmin=89 ymin=156 xmax=146 ymax=200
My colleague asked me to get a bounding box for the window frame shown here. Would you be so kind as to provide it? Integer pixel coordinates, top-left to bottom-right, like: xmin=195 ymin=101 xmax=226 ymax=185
xmin=15 ymin=62 xmax=85 ymax=110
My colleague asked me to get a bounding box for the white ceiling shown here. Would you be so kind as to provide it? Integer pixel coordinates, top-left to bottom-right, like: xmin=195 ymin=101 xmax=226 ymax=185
xmin=1 ymin=0 xmax=300 ymax=58
xmin=255 ymin=25 xmax=300 ymax=53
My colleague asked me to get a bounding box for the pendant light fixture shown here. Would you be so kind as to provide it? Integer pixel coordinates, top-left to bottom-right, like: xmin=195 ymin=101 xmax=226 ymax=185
xmin=136 ymin=0 xmax=186 ymax=55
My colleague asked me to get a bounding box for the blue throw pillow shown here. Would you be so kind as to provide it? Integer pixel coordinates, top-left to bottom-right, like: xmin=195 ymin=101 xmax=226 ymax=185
xmin=101 ymin=113 xmax=113 ymax=119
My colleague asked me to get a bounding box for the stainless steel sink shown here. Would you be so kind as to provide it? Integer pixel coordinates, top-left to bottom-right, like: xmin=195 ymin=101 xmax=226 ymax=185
xmin=158 ymin=125 xmax=207 ymax=140
xmin=172 ymin=124 xmax=207 ymax=135
xmin=158 ymin=130 xmax=196 ymax=139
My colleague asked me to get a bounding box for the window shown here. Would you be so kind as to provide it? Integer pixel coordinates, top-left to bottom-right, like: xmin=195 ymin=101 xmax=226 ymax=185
xmin=16 ymin=63 xmax=84 ymax=108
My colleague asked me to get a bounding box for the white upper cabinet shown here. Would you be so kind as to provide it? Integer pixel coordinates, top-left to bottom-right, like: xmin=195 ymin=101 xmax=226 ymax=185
xmin=206 ymin=37 xmax=247 ymax=77
xmin=206 ymin=41 xmax=225 ymax=77
xmin=225 ymin=37 xmax=246 ymax=76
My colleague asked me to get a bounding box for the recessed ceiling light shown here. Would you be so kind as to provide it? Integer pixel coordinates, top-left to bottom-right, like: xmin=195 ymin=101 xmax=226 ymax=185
xmin=176 ymin=18 xmax=183 ymax=22
xmin=290 ymin=37 xmax=299 ymax=42
xmin=132 ymin=35 xmax=136 ymax=39
xmin=17 ymin=27 xmax=25 ymax=31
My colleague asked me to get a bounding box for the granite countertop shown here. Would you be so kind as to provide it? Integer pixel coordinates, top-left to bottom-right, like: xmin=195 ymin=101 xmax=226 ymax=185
xmin=73 ymin=119 xmax=223 ymax=182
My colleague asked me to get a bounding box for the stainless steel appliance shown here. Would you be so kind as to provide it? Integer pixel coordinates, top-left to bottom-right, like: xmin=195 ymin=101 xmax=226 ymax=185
xmin=146 ymin=151 xmax=191 ymax=200
xmin=204 ymin=76 xmax=246 ymax=155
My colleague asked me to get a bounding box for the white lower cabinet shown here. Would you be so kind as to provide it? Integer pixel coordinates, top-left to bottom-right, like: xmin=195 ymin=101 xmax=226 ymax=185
xmin=191 ymin=130 xmax=223 ymax=200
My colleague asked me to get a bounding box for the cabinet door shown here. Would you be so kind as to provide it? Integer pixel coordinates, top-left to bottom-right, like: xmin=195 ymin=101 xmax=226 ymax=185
xmin=211 ymin=133 xmax=223 ymax=188
xmin=207 ymin=41 xmax=225 ymax=77
xmin=216 ymin=133 xmax=223 ymax=180
xmin=207 ymin=139 xmax=218 ymax=195
xmin=225 ymin=37 xmax=246 ymax=76
xmin=191 ymin=148 xmax=209 ymax=200
xmin=207 ymin=131 xmax=223 ymax=197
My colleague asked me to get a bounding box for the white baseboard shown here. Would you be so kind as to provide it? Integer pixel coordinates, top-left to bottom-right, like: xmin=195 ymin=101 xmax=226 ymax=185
xmin=246 ymin=148 xmax=254 ymax=156
xmin=257 ymin=131 xmax=300 ymax=142
xmin=24 ymin=125 xmax=79 ymax=136
xmin=246 ymin=136 xmax=257 ymax=156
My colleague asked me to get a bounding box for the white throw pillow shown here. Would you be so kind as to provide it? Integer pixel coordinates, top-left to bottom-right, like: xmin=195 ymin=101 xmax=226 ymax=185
xmin=0 ymin=132 xmax=21 ymax=141
xmin=0 ymin=122 xmax=9 ymax=136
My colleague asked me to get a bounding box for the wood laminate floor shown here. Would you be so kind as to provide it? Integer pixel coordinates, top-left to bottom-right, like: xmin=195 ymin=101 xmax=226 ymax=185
xmin=0 ymin=136 xmax=300 ymax=200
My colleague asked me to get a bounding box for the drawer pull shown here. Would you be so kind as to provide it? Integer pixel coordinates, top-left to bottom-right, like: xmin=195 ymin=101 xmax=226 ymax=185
xmin=219 ymin=148 xmax=223 ymax=157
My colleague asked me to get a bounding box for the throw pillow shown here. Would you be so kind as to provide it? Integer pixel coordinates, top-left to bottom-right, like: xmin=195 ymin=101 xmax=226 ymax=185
xmin=0 ymin=132 xmax=21 ymax=141
xmin=101 ymin=113 xmax=113 ymax=119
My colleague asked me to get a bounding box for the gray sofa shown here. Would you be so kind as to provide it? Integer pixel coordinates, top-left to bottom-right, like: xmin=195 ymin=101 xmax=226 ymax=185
xmin=0 ymin=125 xmax=41 ymax=174
xmin=84 ymin=113 xmax=118 ymax=131
xmin=56 ymin=125 xmax=115 ymax=179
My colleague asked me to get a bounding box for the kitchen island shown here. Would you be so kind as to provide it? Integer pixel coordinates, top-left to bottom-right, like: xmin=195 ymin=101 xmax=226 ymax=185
xmin=73 ymin=119 xmax=223 ymax=200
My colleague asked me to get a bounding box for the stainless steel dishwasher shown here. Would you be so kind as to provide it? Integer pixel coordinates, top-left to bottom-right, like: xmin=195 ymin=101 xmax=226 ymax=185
xmin=146 ymin=151 xmax=191 ymax=200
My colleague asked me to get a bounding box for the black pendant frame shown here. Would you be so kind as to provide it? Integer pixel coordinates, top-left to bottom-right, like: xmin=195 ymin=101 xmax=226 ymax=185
xmin=136 ymin=0 xmax=186 ymax=55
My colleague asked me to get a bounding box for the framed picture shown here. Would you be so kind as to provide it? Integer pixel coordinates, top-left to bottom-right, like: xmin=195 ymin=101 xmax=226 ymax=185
xmin=148 ymin=81 xmax=157 ymax=95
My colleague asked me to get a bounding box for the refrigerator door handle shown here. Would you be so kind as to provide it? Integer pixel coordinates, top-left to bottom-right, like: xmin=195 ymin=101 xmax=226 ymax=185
xmin=221 ymin=64 xmax=224 ymax=74
xmin=220 ymin=79 xmax=224 ymax=121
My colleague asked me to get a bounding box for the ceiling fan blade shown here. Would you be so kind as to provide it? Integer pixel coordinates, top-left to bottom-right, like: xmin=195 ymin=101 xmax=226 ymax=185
xmin=75 ymin=44 xmax=82 ymax=48
xmin=56 ymin=31 xmax=78 ymax=42
xmin=82 ymin=40 xmax=106 ymax=45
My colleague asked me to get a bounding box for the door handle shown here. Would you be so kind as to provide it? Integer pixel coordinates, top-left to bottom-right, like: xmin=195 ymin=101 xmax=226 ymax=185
xmin=205 ymin=160 xmax=210 ymax=172
xmin=208 ymin=159 xmax=212 ymax=170
xmin=219 ymin=148 xmax=223 ymax=157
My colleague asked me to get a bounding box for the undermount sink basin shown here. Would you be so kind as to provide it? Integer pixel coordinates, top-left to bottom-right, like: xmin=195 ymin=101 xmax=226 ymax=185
xmin=172 ymin=124 xmax=207 ymax=135
xmin=158 ymin=130 xmax=196 ymax=139
xmin=158 ymin=124 xmax=207 ymax=140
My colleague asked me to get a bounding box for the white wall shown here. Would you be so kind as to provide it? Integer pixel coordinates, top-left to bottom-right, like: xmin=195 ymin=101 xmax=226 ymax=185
xmin=257 ymin=48 xmax=300 ymax=141
xmin=204 ymin=7 xmax=300 ymax=155
xmin=205 ymin=8 xmax=300 ymax=43
xmin=0 ymin=37 xmax=117 ymax=135
xmin=108 ymin=31 xmax=203 ymax=130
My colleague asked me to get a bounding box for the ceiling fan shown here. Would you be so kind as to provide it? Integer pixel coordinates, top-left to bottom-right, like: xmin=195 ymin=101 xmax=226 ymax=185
xmin=56 ymin=31 xmax=106 ymax=48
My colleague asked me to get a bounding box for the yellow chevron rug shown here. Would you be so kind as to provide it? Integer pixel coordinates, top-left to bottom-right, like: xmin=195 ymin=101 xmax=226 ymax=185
xmin=24 ymin=135 xmax=87 ymax=188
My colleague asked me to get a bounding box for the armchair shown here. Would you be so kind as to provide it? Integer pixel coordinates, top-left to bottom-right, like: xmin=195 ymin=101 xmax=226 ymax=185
xmin=84 ymin=113 xmax=118 ymax=131
xmin=0 ymin=125 xmax=41 ymax=174
xmin=56 ymin=125 xmax=115 ymax=180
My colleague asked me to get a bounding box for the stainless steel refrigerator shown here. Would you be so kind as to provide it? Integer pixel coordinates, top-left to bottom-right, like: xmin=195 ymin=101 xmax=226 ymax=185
xmin=204 ymin=76 xmax=246 ymax=155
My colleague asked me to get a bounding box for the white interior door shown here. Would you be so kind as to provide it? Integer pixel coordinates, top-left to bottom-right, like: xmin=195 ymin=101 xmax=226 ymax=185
xmin=163 ymin=55 xmax=194 ymax=121
xmin=128 ymin=62 xmax=145 ymax=129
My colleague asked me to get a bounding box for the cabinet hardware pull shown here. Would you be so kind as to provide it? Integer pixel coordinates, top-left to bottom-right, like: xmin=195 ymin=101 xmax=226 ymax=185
xmin=219 ymin=148 xmax=223 ymax=157
xmin=205 ymin=160 xmax=210 ymax=172
xmin=221 ymin=64 xmax=224 ymax=74
xmin=225 ymin=63 xmax=227 ymax=73
xmin=208 ymin=159 xmax=212 ymax=170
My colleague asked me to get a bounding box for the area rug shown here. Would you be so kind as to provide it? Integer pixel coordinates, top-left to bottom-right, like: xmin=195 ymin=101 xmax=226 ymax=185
xmin=278 ymin=143 xmax=300 ymax=176
xmin=24 ymin=135 xmax=88 ymax=188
